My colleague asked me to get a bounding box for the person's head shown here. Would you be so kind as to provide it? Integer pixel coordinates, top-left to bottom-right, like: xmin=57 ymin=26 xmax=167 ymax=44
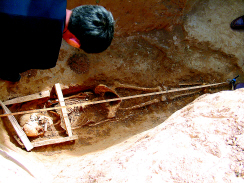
xmin=63 ymin=5 xmax=114 ymax=53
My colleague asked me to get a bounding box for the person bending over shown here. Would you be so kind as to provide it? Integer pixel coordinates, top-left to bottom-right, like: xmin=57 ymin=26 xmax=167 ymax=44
xmin=0 ymin=1 xmax=114 ymax=82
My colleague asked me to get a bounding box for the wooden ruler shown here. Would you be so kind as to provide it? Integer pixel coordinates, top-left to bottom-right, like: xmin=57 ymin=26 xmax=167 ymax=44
xmin=0 ymin=101 xmax=33 ymax=151
xmin=55 ymin=83 xmax=73 ymax=137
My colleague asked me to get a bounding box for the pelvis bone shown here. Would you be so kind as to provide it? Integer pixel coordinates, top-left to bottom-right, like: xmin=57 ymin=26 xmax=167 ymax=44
xmin=94 ymin=84 xmax=122 ymax=118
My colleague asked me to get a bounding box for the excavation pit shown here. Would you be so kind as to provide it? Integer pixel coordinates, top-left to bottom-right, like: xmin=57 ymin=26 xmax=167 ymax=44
xmin=0 ymin=0 xmax=244 ymax=182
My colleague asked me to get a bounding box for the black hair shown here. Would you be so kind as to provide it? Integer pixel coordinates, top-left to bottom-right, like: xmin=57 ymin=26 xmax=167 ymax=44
xmin=68 ymin=5 xmax=114 ymax=53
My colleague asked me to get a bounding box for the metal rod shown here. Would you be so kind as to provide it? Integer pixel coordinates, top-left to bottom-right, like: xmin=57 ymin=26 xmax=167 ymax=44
xmin=0 ymin=82 xmax=228 ymax=118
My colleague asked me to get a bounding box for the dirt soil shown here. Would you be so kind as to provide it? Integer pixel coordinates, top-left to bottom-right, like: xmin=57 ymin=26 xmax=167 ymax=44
xmin=0 ymin=0 xmax=244 ymax=182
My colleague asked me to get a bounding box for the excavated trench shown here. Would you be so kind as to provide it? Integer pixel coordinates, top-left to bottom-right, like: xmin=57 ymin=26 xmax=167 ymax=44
xmin=0 ymin=0 xmax=244 ymax=182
